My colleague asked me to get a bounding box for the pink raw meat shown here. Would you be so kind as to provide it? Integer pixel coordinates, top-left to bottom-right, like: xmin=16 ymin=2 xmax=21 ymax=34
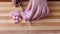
xmin=10 ymin=10 xmax=31 ymax=23
xmin=10 ymin=10 xmax=21 ymax=24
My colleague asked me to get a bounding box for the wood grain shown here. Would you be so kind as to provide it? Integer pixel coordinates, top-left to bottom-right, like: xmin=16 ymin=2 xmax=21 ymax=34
xmin=0 ymin=1 xmax=60 ymax=34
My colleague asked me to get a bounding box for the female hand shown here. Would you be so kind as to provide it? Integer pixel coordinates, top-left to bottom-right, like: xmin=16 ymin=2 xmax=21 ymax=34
xmin=25 ymin=0 xmax=49 ymax=21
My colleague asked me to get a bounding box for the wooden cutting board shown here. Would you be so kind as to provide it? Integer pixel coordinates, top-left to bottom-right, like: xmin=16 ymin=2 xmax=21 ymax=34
xmin=0 ymin=0 xmax=60 ymax=2
xmin=0 ymin=1 xmax=60 ymax=34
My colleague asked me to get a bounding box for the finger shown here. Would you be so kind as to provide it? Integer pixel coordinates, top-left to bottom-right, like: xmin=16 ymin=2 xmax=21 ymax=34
xmin=39 ymin=6 xmax=49 ymax=19
xmin=12 ymin=0 xmax=19 ymax=7
xmin=41 ymin=1 xmax=49 ymax=18
xmin=39 ymin=6 xmax=47 ymax=19
xmin=37 ymin=6 xmax=49 ymax=20
xmin=29 ymin=3 xmax=37 ymax=21
xmin=32 ymin=5 xmax=43 ymax=20
xmin=43 ymin=6 xmax=49 ymax=17
xmin=25 ymin=0 xmax=32 ymax=12
xmin=12 ymin=0 xmax=16 ymax=5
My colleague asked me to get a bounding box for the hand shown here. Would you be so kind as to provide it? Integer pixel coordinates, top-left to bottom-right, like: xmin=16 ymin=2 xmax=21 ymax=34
xmin=12 ymin=0 xmax=20 ymax=7
xmin=25 ymin=0 xmax=49 ymax=21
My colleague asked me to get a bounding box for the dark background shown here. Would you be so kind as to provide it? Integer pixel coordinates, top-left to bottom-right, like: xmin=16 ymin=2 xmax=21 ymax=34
xmin=0 ymin=0 xmax=60 ymax=2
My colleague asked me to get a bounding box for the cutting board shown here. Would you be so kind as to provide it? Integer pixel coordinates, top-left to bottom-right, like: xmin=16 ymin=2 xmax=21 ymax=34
xmin=0 ymin=1 xmax=60 ymax=34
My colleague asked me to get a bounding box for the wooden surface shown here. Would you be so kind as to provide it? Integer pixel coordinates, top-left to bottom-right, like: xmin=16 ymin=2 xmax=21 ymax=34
xmin=0 ymin=0 xmax=60 ymax=2
xmin=0 ymin=0 xmax=28 ymax=2
xmin=0 ymin=1 xmax=60 ymax=34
